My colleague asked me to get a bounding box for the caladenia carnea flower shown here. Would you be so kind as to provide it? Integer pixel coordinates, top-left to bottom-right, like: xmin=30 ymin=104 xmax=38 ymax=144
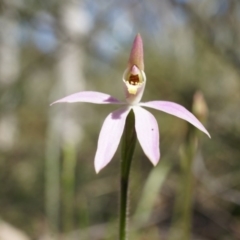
xmin=51 ymin=34 xmax=210 ymax=173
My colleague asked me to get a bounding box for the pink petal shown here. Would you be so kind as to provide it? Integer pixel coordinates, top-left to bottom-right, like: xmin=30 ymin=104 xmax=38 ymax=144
xmin=140 ymin=101 xmax=210 ymax=138
xmin=94 ymin=107 xmax=131 ymax=173
xmin=133 ymin=106 xmax=160 ymax=166
xmin=128 ymin=33 xmax=144 ymax=71
xmin=51 ymin=91 xmax=123 ymax=105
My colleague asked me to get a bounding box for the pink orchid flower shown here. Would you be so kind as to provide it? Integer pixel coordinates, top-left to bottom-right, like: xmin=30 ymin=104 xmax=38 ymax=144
xmin=51 ymin=34 xmax=210 ymax=173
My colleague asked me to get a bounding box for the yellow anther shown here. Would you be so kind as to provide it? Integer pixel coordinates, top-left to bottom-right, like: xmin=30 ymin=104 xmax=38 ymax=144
xmin=127 ymin=84 xmax=138 ymax=94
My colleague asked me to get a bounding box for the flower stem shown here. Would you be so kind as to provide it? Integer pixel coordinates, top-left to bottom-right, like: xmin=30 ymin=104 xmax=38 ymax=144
xmin=119 ymin=110 xmax=137 ymax=240
xmin=169 ymin=128 xmax=198 ymax=240
xmin=62 ymin=143 xmax=77 ymax=232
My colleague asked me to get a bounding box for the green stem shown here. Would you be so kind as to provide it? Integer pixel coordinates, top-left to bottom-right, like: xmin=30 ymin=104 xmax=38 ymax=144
xmin=169 ymin=128 xmax=198 ymax=240
xmin=62 ymin=143 xmax=77 ymax=232
xmin=45 ymin=123 xmax=61 ymax=232
xmin=119 ymin=110 xmax=137 ymax=240
xmin=179 ymin=140 xmax=195 ymax=239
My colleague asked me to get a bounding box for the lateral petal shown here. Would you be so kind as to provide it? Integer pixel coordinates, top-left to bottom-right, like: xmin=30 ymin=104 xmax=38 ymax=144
xmin=140 ymin=101 xmax=210 ymax=138
xmin=51 ymin=91 xmax=123 ymax=105
xmin=94 ymin=107 xmax=131 ymax=173
xmin=133 ymin=106 xmax=160 ymax=166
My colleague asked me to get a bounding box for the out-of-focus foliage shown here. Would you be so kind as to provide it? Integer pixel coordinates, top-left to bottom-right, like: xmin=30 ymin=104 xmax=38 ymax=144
xmin=0 ymin=0 xmax=240 ymax=239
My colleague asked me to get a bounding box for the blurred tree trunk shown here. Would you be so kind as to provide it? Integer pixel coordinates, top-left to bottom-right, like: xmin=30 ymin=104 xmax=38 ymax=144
xmin=0 ymin=1 xmax=19 ymax=152
xmin=45 ymin=1 xmax=90 ymax=235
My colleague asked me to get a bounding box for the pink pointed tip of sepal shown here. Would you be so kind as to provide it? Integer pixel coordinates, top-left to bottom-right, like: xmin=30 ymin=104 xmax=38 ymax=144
xmin=94 ymin=107 xmax=131 ymax=173
xmin=133 ymin=107 xmax=160 ymax=166
xmin=50 ymin=91 xmax=122 ymax=106
xmin=140 ymin=101 xmax=211 ymax=138
xmin=94 ymin=163 xmax=101 ymax=174
xmin=128 ymin=33 xmax=144 ymax=71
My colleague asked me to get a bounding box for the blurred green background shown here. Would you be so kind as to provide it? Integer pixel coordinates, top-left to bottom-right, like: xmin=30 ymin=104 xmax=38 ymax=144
xmin=0 ymin=0 xmax=240 ymax=239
